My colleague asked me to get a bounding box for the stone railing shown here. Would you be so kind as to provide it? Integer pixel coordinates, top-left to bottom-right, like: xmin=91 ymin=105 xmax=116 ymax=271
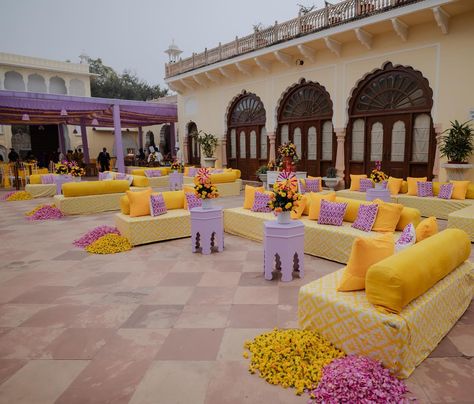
xmin=0 ymin=52 xmax=90 ymax=75
xmin=165 ymin=0 xmax=423 ymax=78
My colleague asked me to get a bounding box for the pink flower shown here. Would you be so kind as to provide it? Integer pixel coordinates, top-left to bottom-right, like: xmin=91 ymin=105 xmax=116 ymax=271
xmin=73 ymin=225 xmax=120 ymax=248
xmin=27 ymin=205 xmax=63 ymax=221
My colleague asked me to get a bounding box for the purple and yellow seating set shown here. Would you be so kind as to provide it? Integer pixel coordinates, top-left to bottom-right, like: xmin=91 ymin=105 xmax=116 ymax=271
xmin=183 ymin=167 xmax=243 ymax=197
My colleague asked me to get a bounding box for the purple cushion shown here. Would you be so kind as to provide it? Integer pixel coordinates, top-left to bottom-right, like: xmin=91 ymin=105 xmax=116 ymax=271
xmin=185 ymin=192 xmax=202 ymax=210
xmin=251 ymin=191 xmax=272 ymax=213
xmin=144 ymin=170 xmax=162 ymax=178
xmin=351 ymin=203 xmax=379 ymax=232
xmin=149 ymin=194 xmax=167 ymax=217
xmin=359 ymin=178 xmax=374 ymax=192
xmin=98 ymin=172 xmax=113 ymax=181
xmin=305 ymin=179 xmax=320 ymax=193
xmin=438 ymin=183 xmax=454 ymax=200
xmin=395 ymin=223 xmax=416 ymax=252
xmin=318 ymin=200 xmax=347 ymax=226
xmin=41 ymin=174 xmax=55 ymax=184
xmin=417 ymin=181 xmax=433 ymax=197
xmin=188 ymin=168 xmax=198 ymax=177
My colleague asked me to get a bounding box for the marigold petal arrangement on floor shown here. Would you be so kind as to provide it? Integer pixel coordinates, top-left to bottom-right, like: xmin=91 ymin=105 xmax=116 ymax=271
xmin=85 ymin=233 xmax=132 ymax=254
xmin=73 ymin=225 xmax=120 ymax=248
xmin=3 ymin=191 xmax=32 ymax=201
xmin=26 ymin=204 xmax=63 ymax=220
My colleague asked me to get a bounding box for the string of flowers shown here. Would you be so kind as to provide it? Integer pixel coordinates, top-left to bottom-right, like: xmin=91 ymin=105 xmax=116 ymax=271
xmin=370 ymin=160 xmax=387 ymax=183
xmin=26 ymin=204 xmax=63 ymax=221
xmin=269 ymin=171 xmax=302 ymax=213
xmin=194 ymin=167 xmax=219 ymax=199
xmin=73 ymin=225 xmax=120 ymax=248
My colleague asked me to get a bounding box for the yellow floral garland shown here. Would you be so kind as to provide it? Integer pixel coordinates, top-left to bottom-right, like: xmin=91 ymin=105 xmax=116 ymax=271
xmin=243 ymin=328 xmax=345 ymax=395
xmin=7 ymin=191 xmax=32 ymax=201
xmin=85 ymin=234 xmax=132 ymax=254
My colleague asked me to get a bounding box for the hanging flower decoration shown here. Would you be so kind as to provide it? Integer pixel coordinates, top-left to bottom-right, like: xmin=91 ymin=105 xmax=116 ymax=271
xmin=369 ymin=160 xmax=387 ymax=184
xmin=269 ymin=172 xmax=302 ymax=213
xmin=194 ymin=167 xmax=219 ymax=199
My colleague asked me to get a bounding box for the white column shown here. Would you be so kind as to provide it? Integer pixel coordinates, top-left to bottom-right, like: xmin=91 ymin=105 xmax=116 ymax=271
xmin=268 ymin=132 xmax=276 ymax=162
xmin=334 ymin=127 xmax=346 ymax=181
xmin=432 ymin=123 xmax=443 ymax=181
xmin=220 ymin=137 xmax=227 ymax=167
xmin=183 ymin=134 xmax=189 ymax=164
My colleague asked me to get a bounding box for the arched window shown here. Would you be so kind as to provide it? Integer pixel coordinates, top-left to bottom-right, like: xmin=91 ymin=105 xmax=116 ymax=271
xmin=4 ymin=71 xmax=25 ymax=91
xmin=49 ymin=76 xmax=67 ymax=95
xmin=27 ymin=74 xmax=47 ymax=93
xmin=187 ymin=121 xmax=200 ymax=165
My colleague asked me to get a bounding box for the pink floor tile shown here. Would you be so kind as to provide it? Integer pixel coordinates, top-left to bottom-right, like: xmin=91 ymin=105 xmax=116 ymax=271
xmin=0 ymin=327 xmax=64 ymax=359
xmin=0 ymin=358 xmax=27 ymax=385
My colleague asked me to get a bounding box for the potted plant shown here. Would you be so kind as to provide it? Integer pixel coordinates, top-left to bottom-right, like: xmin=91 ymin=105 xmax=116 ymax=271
xmin=322 ymin=166 xmax=339 ymax=190
xmin=256 ymin=164 xmax=269 ymax=183
xmin=195 ymin=131 xmax=219 ymax=168
xmin=440 ymin=120 xmax=473 ymax=180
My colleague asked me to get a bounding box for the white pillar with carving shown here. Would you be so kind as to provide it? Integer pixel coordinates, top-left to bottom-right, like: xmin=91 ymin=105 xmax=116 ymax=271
xmin=268 ymin=132 xmax=276 ymax=162
xmin=220 ymin=137 xmax=227 ymax=167
xmin=183 ymin=134 xmax=189 ymax=164
xmin=432 ymin=123 xmax=443 ymax=181
xmin=334 ymin=127 xmax=346 ymax=180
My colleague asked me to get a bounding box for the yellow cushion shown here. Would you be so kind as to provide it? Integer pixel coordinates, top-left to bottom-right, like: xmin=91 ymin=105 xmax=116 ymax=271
xmin=127 ymin=188 xmax=152 ymax=217
xmin=308 ymin=192 xmax=336 ymax=220
xmin=183 ymin=186 xmax=195 ymax=210
xmin=210 ymin=172 xmax=236 ymax=183
xmin=349 ymin=174 xmax=367 ymax=191
xmin=395 ymin=206 xmax=421 ymax=231
xmin=387 ymin=177 xmax=403 ymax=195
xmin=303 ymin=195 xmax=311 ymax=216
xmin=366 ymin=229 xmax=471 ymax=314
xmin=415 ymin=216 xmax=438 ymax=242
xmin=372 ymin=199 xmax=404 ymax=232
xmin=131 ymin=167 xmax=170 ymax=177
xmin=183 ymin=166 xmax=194 ymax=176
xmin=432 ymin=181 xmax=442 ymax=196
xmin=291 ymin=195 xmax=307 ymax=219
xmin=337 ymin=233 xmax=395 ymax=292
xmin=62 ymin=180 xmax=130 ymax=197
xmin=132 ymin=175 xmax=149 ymax=187
xmin=335 ymin=197 xmax=371 ymax=223
xmin=466 ymin=183 xmax=474 ymax=199
xmin=407 ymin=177 xmax=427 ymax=196
xmin=228 ymin=169 xmax=241 ymax=179
xmin=243 ymin=186 xmax=265 ymax=209
xmin=30 ymin=174 xmax=42 ymax=184
xmin=162 ymin=190 xmax=185 ymax=210
xmin=400 ymin=180 xmax=408 ymax=194
xmin=450 ymin=180 xmax=470 ymax=200
xmin=120 ymin=195 xmax=130 ymax=215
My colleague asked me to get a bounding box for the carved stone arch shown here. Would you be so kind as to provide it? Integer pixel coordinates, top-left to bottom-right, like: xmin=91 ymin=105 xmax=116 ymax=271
xmin=27 ymin=74 xmax=47 ymax=93
xmin=4 ymin=71 xmax=26 ymax=91
xmin=226 ymin=90 xmax=266 ymax=129
xmin=186 ymin=121 xmax=200 ymax=165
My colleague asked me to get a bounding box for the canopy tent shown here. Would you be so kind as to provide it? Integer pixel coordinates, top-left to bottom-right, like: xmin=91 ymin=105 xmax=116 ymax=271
xmin=0 ymin=90 xmax=177 ymax=172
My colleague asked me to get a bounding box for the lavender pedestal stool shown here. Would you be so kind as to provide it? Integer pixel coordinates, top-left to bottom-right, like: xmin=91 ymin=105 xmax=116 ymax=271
xmin=366 ymin=188 xmax=391 ymax=202
xmin=54 ymin=175 xmax=73 ymax=195
xmin=169 ymin=172 xmax=183 ymax=191
xmin=263 ymin=220 xmax=304 ymax=282
xmin=190 ymin=206 xmax=224 ymax=255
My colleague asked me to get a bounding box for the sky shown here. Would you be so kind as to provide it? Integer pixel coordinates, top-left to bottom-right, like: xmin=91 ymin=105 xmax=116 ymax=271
xmin=0 ymin=0 xmax=327 ymax=89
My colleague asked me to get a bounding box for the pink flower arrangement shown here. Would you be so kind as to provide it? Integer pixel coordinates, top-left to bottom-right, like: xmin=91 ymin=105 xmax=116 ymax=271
xmin=73 ymin=225 xmax=120 ymax=248
xmin=308 ymin=355 xmax=411 ymax=403
xmin=26 ymin=205 xmax=63 ymax=221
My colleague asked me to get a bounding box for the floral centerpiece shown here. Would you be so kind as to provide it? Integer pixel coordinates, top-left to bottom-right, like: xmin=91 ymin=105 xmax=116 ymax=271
xmin=194 ymin=168 xmax=219 ymax=208
xmin=54 ymin=160 xmax=85 ymax=177
xmin=54 ymin=161 xmax=69 ymax=175
xmin=369 ymin=161 xmax=387 ymax=185
xmin=170 ymin=161 xmax=184 ymax=173
xmin=269 ymin=171 xmax=302 ymax=223
xmin=278 ymin=142 xmax=299 ymax=172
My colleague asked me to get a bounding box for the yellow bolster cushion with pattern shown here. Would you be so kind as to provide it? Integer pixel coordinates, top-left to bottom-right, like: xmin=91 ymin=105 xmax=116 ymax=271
xmin=62 ymin=180 xmax=130 ymax=197
xmin=365 ymin=228 xmax=471 ymax=314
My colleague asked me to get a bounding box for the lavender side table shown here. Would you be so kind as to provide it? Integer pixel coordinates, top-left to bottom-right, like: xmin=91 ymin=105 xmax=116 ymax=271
xmin=366 ymin=188 xmax=391 ymax=202
xmin=190 ymin=206 xmax=224 ymax=255
xmin=169 ymin=172 xmax=183 ymax=191
xmin=54 ymin=175 xmax=73 ymax=195
xmin=264 ymin=220 xmax=304 ymax=282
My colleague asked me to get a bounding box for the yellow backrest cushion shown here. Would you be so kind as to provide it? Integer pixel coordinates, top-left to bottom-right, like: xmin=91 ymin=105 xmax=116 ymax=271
xmin=372 ymin=199 xmax=404 ymax=232
xmin=132 ymin=175 xmax=150 ymax=187
xmin=335 ymin=197 xmax=371 ymax=223
xmin=338 ymin=232 xmax=394 ymax=292
xmin=407 ymin=177 xmax=427 ymax=196
xmin=162 ymin=190 xmax=185 ymax=210
xmin=387 ymin=177 xmax=403 ymax=195
xmin=415 ymin=216 xmax=438 ymax=242
xmin=466 ymin=183 xmax=474 ymax=199
xmin=227 ymin=169 xmax=241 ymax=179
xmin=30 ymin=174 xmax=43 ymax=184
xmin=400 ymin=180 xmax=408 ymax=194
xmin=450 ymin=180 xmax=470 ymax=200
xmin=349 ymin=174 xmax=367 ymax=191
xmin=126 ymin=188 xmax=152 ymax=217
xmin=432 ymin=181 xmax=442 ymax=196
xmin=210 ymin=172 xmax=236 ymax=183
xmin=243 ymin=185 xmax=265 ymax=209
xmin=131 ymin=167 xmax=169 ymax=176
xmin=120 ymin=195 xmax=130 ymax=215
xmin=396 ymin=206 xmax=421 ymax=231
xmin=291 ymin=195 xmax=307 ymax=219
xmin=62 ymin=180 xmax=129 ymax=197
xmin=366 ymin=229 xmax=471 ymax=314
xmin=308 ymin=192 xmax=336 ymax=220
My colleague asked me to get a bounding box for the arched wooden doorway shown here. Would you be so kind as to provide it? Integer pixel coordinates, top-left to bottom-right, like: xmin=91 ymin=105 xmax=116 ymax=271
xmin=187 ymin=121 xmax=200 ymax=166
xmin=277 ymin=79 xmax=335 ymax=176
xmin=227 ymin=92 xmax=266 ymax=180
xmin=346 ymin=62 xmax=435 ymax=182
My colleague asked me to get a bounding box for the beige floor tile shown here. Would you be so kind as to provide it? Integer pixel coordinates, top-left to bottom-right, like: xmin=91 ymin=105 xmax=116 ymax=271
xmin=198 ymin=272 xmax=242 ymax=287
xmin=142 ymin=286 xmax=194 ymax=305
xmin=217 ymin=328 xmax=271 ymax=361
xmin=174 ymin=304 xmax=231 ymax=328
xmin=233 ymin=286 xmax=279 ymax=304
xmin=447 ymin=324 xmax=474 ymax=356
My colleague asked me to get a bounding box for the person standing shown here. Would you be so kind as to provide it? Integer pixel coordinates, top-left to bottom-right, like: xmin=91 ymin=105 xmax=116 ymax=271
xmin=97 ymin=147 xmax=111 ymax=172
xmin=175 ymin=146 xmax=184 ymax=164
xmin=8 ymin=148 xmax=19 ymax=163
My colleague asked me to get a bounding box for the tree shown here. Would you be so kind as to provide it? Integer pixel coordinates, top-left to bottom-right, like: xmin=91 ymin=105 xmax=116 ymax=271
xmin=87 ymin=57 xmax=168 ymax=101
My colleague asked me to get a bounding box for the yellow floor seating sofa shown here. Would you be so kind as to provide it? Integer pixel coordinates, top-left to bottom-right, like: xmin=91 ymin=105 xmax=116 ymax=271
xmin=299 ymin=228 xmax=473 ymax=378
xmin=337 ymin=178 xmax=474 ymax=220
xmin=183 ymin=168 xmax=242 ymax=197
xmin=101 ymin=170 xmax=169 ymax=189
xmin=53 ymin=180 xmax=130 ymax=215
xmin=224 ymin=190 xmax=421 ymax=264
xmin=115 ymin=190 xmax=191 ymax=246
xmin=25 ymin=173 xmax=58 ymax=198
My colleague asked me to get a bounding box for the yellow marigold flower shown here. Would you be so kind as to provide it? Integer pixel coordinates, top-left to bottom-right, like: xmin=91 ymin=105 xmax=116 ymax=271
xmin=85 ymin=234 xmax=132 ymax=254
xmin=285 ymin=202 xmax=292 ymax=210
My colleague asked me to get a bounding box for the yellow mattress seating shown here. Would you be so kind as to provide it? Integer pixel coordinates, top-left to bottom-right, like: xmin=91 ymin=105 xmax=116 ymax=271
xmin=29 ymin=173 xmax=55 ymax=184
xmin=62 ymin=180 xmax=130 ymax=197
xmin=448 ymin=204 xmax=474 ymax=242
xmin=223 ymin=197 xmax=421 ymax=263
xmin=25 ymin=183 xmax=57 ymax=198
xmin=131 ymin=167 xmax=170 ymax=176
xmin=299 ymin=229 xmax=473 ymax=378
